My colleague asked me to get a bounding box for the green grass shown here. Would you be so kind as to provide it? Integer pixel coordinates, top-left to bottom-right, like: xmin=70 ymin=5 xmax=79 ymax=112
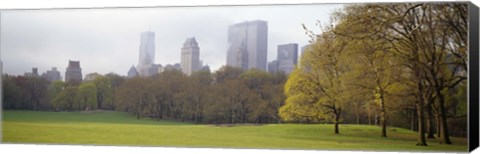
xmin=2 ymin=110 xmax=468 ymax=152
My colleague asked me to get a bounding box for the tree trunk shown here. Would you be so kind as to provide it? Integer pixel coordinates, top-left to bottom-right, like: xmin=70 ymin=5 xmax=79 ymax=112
xmin=437 ymin=93 xmax=452 ymax=144
xmin=194 ymin=113 xmax=198 ymax=124
xmin=355 ymin=102 xmax=360 ymax=125
xmin=368 ymin=103 xmax=372 ymax=125
xmin=379 ymin=91 xmax=387 ymax=138
xmin=416 ymin=101 xmax=427 ymax=146
xmin=416 ymin=91 xmax=427 ymax=146
xmin=334 ymin=121 xmax=339 ymax=134
xmin=411 ymin=106 xmax=418 ymax=131
xmin=230 ymin=109 xmax=235 ymax=124
xmin=436 ymin=113 xmax=441 ymax=137
xmin=334 ymin=112 xmax=340 ymax=134
xmin=426 ymin=102 xmax=435 ymax=138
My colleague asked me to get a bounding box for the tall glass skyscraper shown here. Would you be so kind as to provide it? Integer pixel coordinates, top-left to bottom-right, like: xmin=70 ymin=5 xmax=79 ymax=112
xmin=227 ymin=20 xmax=268 ymax=71
xmin=138 ymin=31 xmax=155 ymax=76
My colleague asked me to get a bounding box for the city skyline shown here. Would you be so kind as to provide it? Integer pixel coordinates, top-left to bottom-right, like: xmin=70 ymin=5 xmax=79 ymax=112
xmin=0 ymin=4 xmax=343 ymax=76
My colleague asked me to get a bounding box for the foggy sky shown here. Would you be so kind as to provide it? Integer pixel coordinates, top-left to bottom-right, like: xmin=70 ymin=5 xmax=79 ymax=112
xmin=0 ymin=4 xmax=344 ymax=76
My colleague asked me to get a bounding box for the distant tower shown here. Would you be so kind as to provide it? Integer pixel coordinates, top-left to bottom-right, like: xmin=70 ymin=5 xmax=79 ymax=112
xmin=127 ymin=65 xmax=139 ymax=78
xmin=65 ymin=60 xmax=83 ymax=82
xmin=181 ymin=37 xmax=200 ymax=75
xmin=41 ymin=67 xmax=61 ymax=82
xmin=32 ymin=68 xmax=39 ymax=76
xmin=138 ymin=31 xmax=155 ymax=76
xmin=227 ymin=20 xmax=268 ymax=71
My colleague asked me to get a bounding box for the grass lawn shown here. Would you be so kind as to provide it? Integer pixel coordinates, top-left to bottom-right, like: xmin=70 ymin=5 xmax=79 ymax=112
xmin=1 ymin=110 xmax=468 ymax=152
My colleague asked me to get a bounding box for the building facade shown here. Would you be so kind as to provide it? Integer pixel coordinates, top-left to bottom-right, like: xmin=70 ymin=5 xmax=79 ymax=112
xmin=161 ymin=63 xmax=181 ymax=72
xmin=181 ymin=37 xmax=200 ymax=75
xmin=41 ymin=67 xmax=61 ymax=82
xmin=226 ymin=20 xmax=268 ymax=71
xmin=277 ymin=43 xmax=298 ymax=74
xmin=268 ymin=60 xmax=278 ymax=73
xmin=278 ymin=43 xmax=298 ymax=65
xmin=268 ymin=43 xmax=298 ymax=74
xmin=84 ymin=72 xmax=102 ymax=82
xmin=65 ymin=60 xmax=83 ymax=82
xmin=137 ymin=31 xmax=156 ymax=77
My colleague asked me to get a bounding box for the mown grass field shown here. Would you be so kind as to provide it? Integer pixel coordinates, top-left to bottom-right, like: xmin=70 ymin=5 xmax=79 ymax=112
xmin=1 ymin=110 xmax=468 ymax=152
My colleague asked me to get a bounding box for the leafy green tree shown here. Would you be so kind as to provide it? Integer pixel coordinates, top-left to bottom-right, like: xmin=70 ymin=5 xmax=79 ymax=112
xmin=116 ymin=77 xmax=151 ymax=119
xmin=181 ymin=70 xmax=212 ymax=123
xmin=281 ymin=28 xmax=352 ymax=134
xmin=214 ymin=66 xmax=244 ymax=83
xmin=93 ymin=76 xmax=113 ymax=109
xmin=153 ymin=69 xmax=187 ymax=119
xmin=279 ymin=68 xmax=325 ymax=123
xmin=148 ymin=77 xmax=169 ymax=120
xmin=191 ymin=69 xmax=213 ymax=86
xmin=22 ymin=76 xmax=50 ymax=110
xmin=241 ymin=69 xmax=284 ymax=123
xmin=75 ymin=82 xmax=98 ymax=111
xmin=174 ymin=78 xmax=205 ymax=123
xmin=222 ymin=78 xmax=253 ymax=124
xmin=253 ymin=83 xmax=285 ymax=124
xmin=2 ymin=75 xmax=22 ymax=109
xmin=333 ymin=7 xmax=408 ymax=137
xmin=48 ymin=80 xmax=65 ymax=109
xmin=52 ymin=86 xmax=78 ymax=111
xmin=334 ymin=3 xmax=468 ymax=145
xmin=203 ymin=84 xmax=230 ymax=124
xmin=105 ymin=72 xmax=125 ymax=110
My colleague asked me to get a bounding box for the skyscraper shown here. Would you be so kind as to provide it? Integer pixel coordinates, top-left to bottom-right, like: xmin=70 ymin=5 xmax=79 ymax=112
xmin=227 ymin=20 xmax=268 ymax=71
xmin=138 ymin=31 xmax=155 ymax=76
xmin=65 ymin=60 xmax=82 ymax=82
xmin=277 ymin=43 xmax=298 ymax=74
xmin=181 ymin=37 xmax=200 ymax=75
xmin=278 ymin=43 xmax=298 ymax=65
xmin=41 ymin=67 xmax=61 ymax=82
xmin=268 ymin=43 xmax=299 ymax=74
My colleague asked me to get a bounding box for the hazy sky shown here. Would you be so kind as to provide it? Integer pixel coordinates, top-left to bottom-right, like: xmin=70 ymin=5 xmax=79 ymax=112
xmin=1 ymin=4 xmax=344 ymax=76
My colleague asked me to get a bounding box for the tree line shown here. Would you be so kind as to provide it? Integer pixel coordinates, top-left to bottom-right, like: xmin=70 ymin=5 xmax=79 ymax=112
xmin=2 ymin=67 xmax=287 ymax=125
xmin=3 ymin=73 xmax=123 ymax=111
xmin=279 ymin=3 xmax=467 ymax=146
